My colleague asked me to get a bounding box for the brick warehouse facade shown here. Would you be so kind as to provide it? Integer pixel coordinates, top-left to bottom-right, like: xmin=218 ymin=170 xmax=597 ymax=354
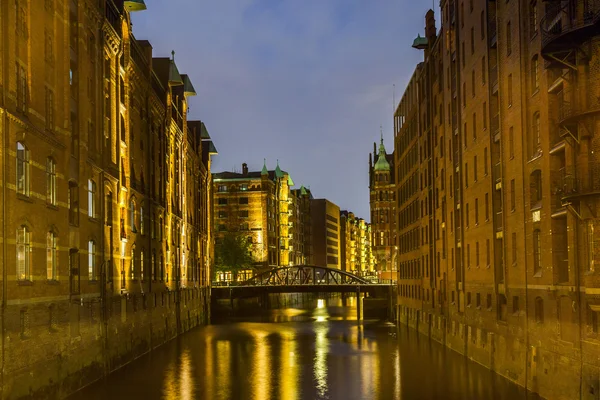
xmin=0 ymin=1 xmax=216 ymax=398
xmin=394 ymin=2 xmax=600 ymax=399
xmin=369 ymin=137 xmax=397 ymax=281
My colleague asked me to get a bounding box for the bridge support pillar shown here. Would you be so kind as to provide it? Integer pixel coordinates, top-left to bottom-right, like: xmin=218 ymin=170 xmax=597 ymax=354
xmin=356 ymin=287 xmax=362 ymax=321
xmin=341 ymin=292 xmax=347 ymax=307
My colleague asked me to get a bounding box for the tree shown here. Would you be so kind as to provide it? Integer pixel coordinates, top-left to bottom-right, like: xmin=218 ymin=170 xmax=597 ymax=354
xmin=214 ymin=231 xmax=255 ymax=282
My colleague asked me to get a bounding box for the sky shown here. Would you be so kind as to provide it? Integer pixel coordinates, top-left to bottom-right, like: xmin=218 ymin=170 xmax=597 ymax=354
xmin=132 ymin=0 xmax=439 ymax=221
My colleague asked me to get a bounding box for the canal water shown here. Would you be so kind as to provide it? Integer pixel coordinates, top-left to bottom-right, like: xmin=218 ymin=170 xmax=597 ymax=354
xmin=71 ymin=297 xmax=537 ymax=400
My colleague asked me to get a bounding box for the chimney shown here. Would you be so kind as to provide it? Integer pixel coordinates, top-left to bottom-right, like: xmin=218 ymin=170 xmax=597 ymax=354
xmin=425 ymin=9 xmax=436 ymax=42
xmin=242 ymin=163 xmax=248 ymax=175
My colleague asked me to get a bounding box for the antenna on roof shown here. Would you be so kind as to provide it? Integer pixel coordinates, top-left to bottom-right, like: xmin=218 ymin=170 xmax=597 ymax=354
xmin=171 ymin=50 xmax=175 ymax=61
xmin=380 ymin=125 xmax=383 ymax=143
xmin=393 ymin=84 xmax=395 ymax=112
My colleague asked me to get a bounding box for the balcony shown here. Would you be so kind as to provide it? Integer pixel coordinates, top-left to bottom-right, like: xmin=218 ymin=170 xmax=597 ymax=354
xmin=541 ymin=0 xmax=600 ymax=60
xmin=491 ymin=113 xmax=500 ymax=136
xmin=561 ymin=163 xmax=600 ymax=201
xmin=557 ymin=86 xmax=600 ymax=125
xmin=495 ymin=211 xmax=503 ymax=239
xmin=489 ymin=19 xmax=497 ymax=48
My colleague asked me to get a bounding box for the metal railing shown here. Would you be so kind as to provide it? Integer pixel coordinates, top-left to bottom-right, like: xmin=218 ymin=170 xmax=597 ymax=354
xmin=541 ymin=0 xmax=600 ymax=48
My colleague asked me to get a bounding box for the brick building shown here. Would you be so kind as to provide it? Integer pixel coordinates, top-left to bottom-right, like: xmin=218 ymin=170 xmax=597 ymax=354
xmin=311 ymin=198 xmax=342 ymax=269
xmin=395 ymin=2 xmax=600 ymax=398
xmin=213 ymin=161 xmax=307 ymax=280
xmin=0 ymin=1 xmax=216 ymax=397
xmin=369 ymin=136 xmax=397 ymax=280
xmin=340 ymin=210 xmax=375 ymax=276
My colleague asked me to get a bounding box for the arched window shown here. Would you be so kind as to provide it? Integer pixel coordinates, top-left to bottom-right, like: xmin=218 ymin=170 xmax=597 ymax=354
xmin=46 ymin=158 xmax=56 ymax=205
xmin=88 ymin=179 xmax=96 ymax=218
xmin=17 ymin=226 xmax=31 ymax=281
xmin=533 ymin=229 xmax=542 ymax=275
xmin=535 ymin=297 xmax=544 ymax=324
xmin=47 ymin=231 xmax=57 ymax=280
xmin=16 ymin=142 xmax=30 ymax=196
xmin=88 ymin=240 xmax=96 ymax=280
xmin=129 ymin=198 xmax=136 ymax=232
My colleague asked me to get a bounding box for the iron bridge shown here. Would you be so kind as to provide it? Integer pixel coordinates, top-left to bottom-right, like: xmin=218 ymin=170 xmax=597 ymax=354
xmin=211 ymin=265 xmax=394 ymax=300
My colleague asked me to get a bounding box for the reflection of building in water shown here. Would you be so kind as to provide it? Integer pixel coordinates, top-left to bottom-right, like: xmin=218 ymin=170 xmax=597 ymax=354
xmin=251 ymin=330 xmax=271 ymax=400
xmin=279 ymin=330 xmax=298 ymax=399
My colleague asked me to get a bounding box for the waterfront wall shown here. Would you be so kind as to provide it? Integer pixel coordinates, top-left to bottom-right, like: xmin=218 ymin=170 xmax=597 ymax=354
xmin=397 ymin=306 xmax=596 ymax=400
xmin=4 ymin=287 xmax=210 ymax=399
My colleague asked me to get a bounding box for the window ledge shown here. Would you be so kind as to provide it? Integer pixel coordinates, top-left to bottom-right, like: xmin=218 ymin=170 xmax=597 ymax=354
xmin=46 ymin=204 xmax=58 ymax=211
xmin=46 ymin=280 xmax=60 ymax=285
xmin=17 ymin=194 xmax=33 ymax=203
xmin=88 ymin=280 xmax=98 ymax=285
xmin=533 ymin=271 xmax=543 ymax=278
xmin=17 ymin=280 xmax=33 ymax=286
xmin=88 ymin=217 xmax=99 ymax=223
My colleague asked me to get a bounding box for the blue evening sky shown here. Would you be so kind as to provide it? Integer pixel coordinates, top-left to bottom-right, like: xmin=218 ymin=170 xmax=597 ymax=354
xmin=132 ymin=1 xmax=440 ymax=221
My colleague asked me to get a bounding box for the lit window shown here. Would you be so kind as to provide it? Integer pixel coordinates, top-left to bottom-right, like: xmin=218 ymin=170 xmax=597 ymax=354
xmin=47 ymin=231 xmax=57 ymax=280
xmin=130 ymin=199 xmax=136 ymax=232
xmin=46 ymin=157 xmax=56 ymax=205
xmin=533 ymin=229 xmax=542 ymax=275
xmin=140 ymin=250 xmax=145 ymax=281
xmin=140 ymin=205 xmax=145 ymax=235
xmin=131 ymin=247 xmax=136 ymax=280
xmin=16 ymin=142 xmax=30 ymax=196
xmin=88 ymin=240 xmax=96 ymax=281
xmin=88 ymin=179 xmax=96 ymax=218
xmin=17 ymin=226 xmax=31 ymax=281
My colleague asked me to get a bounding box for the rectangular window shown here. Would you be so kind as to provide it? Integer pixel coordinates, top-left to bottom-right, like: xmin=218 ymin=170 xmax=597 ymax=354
xmin=472 ymin=113 xmax=477 ymax=141
xmin=485 ymin=193 xmax=489 ymax=221
xmin=466 ymin=203 xmax=470 ymax=227
xmin=486 ymin=239 xmax=491 ymax=266
xmin=46 ymin=158 xmax=56 ymax=205
xmin=481 ymin=57 xmax=486 ymax=84
xmin=16 ymin=142 xmax=30 ymax=197
xmin=240 ymin=210 xmax=249 ymax=218
xmin=513 ymin=296 xmax=520 ymax=314
xmin=474 ymin=156 xmax=478 ymax=182
xmin=470 ymin=27 xmax=474 ymax=54
xmin=508 ymin=74 xmax=513 ymax=106
xmin=510 ymin=179 xmax=516 ymax=211
xmin=476 ymin=241 xmax=480 ymax=266
xmin=88 ymin=240 xmax=96 ymax=280
xmin=476 ymin=293 xmax=481 ymax=308
xmin=17 ymin=226 xmax=31 ymax=281
xmin=512 ymin=232 xmax=517 ymax=265
xmin=506 ymin=22 xmax=512 ymax=55
xmin=509 ymin=126 xmax=515 ymax=158
xmin=465 ymin=163 xmax=469 ymax=186
xmin=529 ymin=1 xmax=538 ymax=38
xmin=47 ymin=232 xmax=57 ymax=280
xmin=218 ymin=198 xmax=228 ymax=205
xmin=218 ymin=185 xmax=227 ymax=192
xmin=239 ymin=197 xmax=249 ymax=205
xmin=467 ymin=244 xmax=471 ymax=268
xmin=87 ymin=179 xmax=96 ymax=218
xmin=475 ymin=198 xmax=479 ymax=225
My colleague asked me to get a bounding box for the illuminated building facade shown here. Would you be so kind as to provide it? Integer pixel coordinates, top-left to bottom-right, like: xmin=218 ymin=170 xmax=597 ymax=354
xmin=369 ymin=137 xmax=397 ymax=280
xmin=394 ymin=3 xmax=600 ymax=398
xmin=213 ymin=161 xmax=300 ymax=279
xmin=340 ymin=211 xmax=375 ymax=276
xmin=311 ymin=199 xmax=342 ymax=269
xmin=0 ymin=1 xmax=216 ymax=397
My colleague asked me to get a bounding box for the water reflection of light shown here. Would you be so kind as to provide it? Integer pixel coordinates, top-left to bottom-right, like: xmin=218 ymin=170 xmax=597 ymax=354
xmin=163 ymin=361 xmax=177 ymax=399
xmin=179 ymin=350 xmax=193 ymax=400
xmin=279 ymin=330 xmax=298 ymax=400
xmin=216 ymin=340 xmax=231 ymax=399
xmin=251 ymin=330 xmax=271 ymax=400
xmin=317 ymin=298 xmax=325 ymax=308
xmin=360 ymin=338 xmax=379 ymax=399
xmin=314 ymin=324 xmax=329 ymax=398
xmin=394 ymin=346 xmax=401 ymax=399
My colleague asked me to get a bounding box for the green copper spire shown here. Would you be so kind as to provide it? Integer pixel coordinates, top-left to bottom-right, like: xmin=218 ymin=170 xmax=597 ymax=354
xmin=374 ymin=130 xmax=390 ymax=172
xmin=261 ymin=159 xmax=268 ymax=176
xmin=275 ymin=159 xmax=284 ymax=179
xmin=300 ymin=185 xmax=308 ymax=195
